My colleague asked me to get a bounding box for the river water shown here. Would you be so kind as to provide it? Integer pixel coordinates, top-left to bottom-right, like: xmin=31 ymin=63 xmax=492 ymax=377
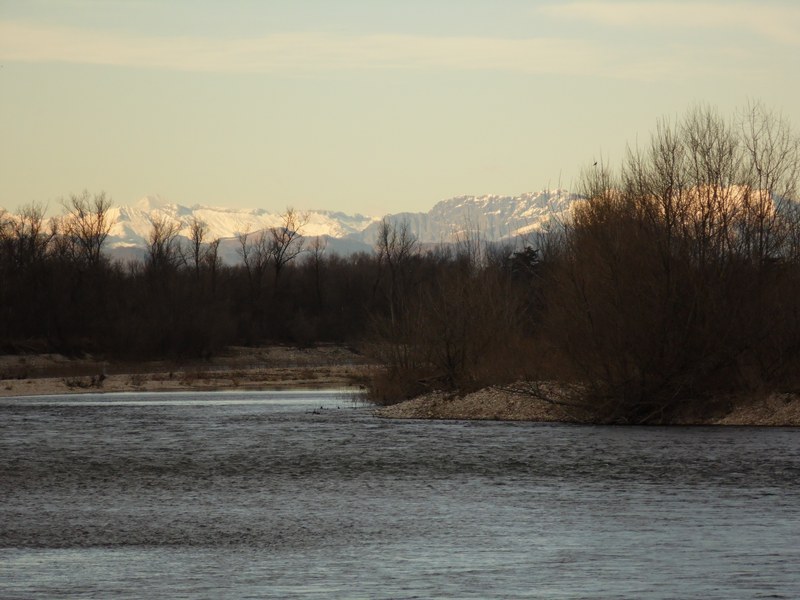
xmin=1 ymin=390 xmax=799 ymax=599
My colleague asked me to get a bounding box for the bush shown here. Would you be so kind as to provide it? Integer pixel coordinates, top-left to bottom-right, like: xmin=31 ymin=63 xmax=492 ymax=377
xmin=540 ymin=103 xmax=800 ymax=423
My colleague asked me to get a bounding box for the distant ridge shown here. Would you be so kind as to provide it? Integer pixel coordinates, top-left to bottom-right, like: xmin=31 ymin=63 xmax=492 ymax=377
xmin=353 ymin=190 xmax=579 ymax=245
xmin=100 ymin=189 xmax=580 ymax=263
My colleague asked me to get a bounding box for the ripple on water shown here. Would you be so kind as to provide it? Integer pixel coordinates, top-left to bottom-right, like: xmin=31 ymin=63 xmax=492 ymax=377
xmin=1 ymin=392 xmax=799 ymax=599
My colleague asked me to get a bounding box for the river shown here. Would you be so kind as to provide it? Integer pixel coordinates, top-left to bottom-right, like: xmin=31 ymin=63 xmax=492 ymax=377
xmin=1 ymin=390 xmax=799 ymax=599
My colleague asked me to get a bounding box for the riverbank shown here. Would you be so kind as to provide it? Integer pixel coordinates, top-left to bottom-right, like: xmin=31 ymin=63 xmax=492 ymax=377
xmin=4 ymin=349 xmax=799 ymax=426
xmin=376 ymin=385 xmax=800 ymax=426
xmin=0 ymin=345 xmax=374 ymax=397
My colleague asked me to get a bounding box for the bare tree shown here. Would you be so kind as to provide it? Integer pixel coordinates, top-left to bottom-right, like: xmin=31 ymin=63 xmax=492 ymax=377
xmin=204 ymin=238 xmax=221 ymax=294
xmin=269 ymin=207 xmax=309 ymax=284
xmin=236 ymin=229 xmax=253 ymax=272
xmin=375 ymin=218 xmax=418 ymax=325
xmin=61 ymin=190 xmax=113 ymax=268
xmin=452 ymin=217 xmax=490 ymax=273
xmin=4 ymin=203 xmax=54 ymax=268
xmin=183 ymin=217 xmax=208 ymax=278
xmin=738 ymin=102 xmax=800 ymax=265
xmin=237 ymin=229 xmax=271 ymax=297
xmin=540 ymin=103 xmax=800 ymax=423
xmin=146 ymin=216 xmax=182 ymax=273
xmin=308 ymin=236 xmax=328 ymax=309
xmin=0 ymin=208 xmax=9 ymax=243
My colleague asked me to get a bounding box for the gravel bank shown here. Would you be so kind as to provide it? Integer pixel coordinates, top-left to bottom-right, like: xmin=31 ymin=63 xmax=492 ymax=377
xmin=376 ymin=386 xmax=800 ymax=426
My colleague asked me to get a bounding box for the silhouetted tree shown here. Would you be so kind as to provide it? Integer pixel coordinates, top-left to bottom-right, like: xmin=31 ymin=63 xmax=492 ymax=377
xmin=269 ymin=207 xmax=308 ymax=285
xmin=60 ymin=190 xmax=112 ymax=269
xmin=541 ymin=103 xmax=800 ymax=423
xmin=145 ymin=215 xmax=182 ymax=274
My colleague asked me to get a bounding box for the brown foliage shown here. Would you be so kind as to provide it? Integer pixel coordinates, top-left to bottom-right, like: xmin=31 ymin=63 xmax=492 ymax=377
xmin=541 ymin=104 xmax=800 ymax=423
xmin=366 ymin=223 xmax=532 ymax=404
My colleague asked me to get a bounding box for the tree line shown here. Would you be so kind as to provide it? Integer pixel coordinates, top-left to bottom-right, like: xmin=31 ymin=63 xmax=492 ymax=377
xmin=365 ymin=103 xmax=800 ymax=422
xmin=3 ymin=104 xmax=800 ymax=422
xmin=0 ymin=198 xmax=383 ymax=358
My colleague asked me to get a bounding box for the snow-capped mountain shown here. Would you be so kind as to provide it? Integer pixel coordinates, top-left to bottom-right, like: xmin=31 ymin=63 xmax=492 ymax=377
xmin=354 ymin=190 xmax=578 ymax=245
xmin=107 ymin=195 xmax=379 ymax=249
xmin=100 ymin=190 xmax=578 ymax=262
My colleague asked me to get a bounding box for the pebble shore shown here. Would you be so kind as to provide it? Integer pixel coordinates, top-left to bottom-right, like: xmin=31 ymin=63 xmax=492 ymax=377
xmin=377 ymin=386 xmax=800 ymax=426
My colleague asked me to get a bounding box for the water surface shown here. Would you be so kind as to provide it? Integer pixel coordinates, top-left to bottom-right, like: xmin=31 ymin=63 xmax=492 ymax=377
xmin=2 ymin=391 xmax=799 ymax=598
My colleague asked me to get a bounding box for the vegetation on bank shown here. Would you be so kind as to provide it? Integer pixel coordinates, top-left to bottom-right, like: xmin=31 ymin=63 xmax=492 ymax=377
xmin=2 ymin=104 xmax=800 ymax=423
xmin=368 ymin=103 xmax=800 ymax=424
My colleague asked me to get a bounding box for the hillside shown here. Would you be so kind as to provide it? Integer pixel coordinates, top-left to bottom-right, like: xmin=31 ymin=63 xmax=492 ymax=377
xmin=354 ymin=190 xmax=578 ymax=245
xmin=90 ymin=189 xmax=578 ymax=262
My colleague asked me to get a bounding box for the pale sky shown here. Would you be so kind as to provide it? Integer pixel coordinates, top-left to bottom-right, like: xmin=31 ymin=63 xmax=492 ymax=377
xmin=1 ymin=1 xmax=799 ymax=216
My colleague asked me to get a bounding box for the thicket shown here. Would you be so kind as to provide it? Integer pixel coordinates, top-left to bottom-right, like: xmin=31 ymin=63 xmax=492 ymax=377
xmin=2 ymin=104 xmax=799 ymax=423
xmin=538 ymin=104 xmax=800 ymax=422
xmin=365 ymin=220 xmax=540 ymax=403
xmin=367 ymin=104 xmax=800 ymax=422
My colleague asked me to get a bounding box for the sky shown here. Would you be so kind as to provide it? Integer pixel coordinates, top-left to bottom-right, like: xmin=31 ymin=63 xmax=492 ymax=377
xmin=1 ymin=1 xmax=799 ymax=217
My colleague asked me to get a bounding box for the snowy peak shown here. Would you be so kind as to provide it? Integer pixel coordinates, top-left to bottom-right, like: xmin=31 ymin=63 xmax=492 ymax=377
xmin=99 ymin=190 xmax=580 ymax=259
xmin=355 ymin=189 xmax=579 ymax=245
xmin=107 ymin=201 xmax=383 ymax=245
xmin=134 ymin=194 xmax=172 ymax=213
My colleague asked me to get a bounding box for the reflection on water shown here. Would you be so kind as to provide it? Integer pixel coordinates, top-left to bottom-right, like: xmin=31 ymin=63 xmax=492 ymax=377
xmin=2 ymin=391 xmax=799 ymax=599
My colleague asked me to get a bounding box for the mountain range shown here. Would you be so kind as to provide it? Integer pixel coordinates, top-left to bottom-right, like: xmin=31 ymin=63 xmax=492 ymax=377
xmin=103 ymin=189 xmax=580 ymax=263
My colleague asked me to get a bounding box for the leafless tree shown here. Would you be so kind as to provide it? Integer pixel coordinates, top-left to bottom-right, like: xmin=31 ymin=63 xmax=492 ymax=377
xmin=269 ymin=207 xmax=309 ymax=284
xmin=375 ymin=218 xmax=418 ymax=325
xmin=308 ymin=236 xmax=328 ymax=308
xmin=182 ymin=216 xmax=209 ymax=278
xmin=738 ymin=101 xmax=800 ymax=265
xmin=0 ymin=203 xmax=56 ymax=267
xmin=146 ymin=215 xmax=182 ymax=273
xmin=204 ymin=238 xmax=222 ymax=293
xmin=0 ymin=208 xmax=9 ymax=243
xmin=541 ymin=103 xmax=800 ymax=423
xmin=237 ymin=229 xmax=271 ymax=297
xmin=60 ymin=190 xmax=113 ymax=268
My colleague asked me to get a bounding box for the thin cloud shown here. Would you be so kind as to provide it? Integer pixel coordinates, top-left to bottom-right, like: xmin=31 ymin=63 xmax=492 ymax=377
xmin=0 ymin=20 xmax=657 ymax=80
xmin=539 ymin=2 xmax=800 ymax=47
